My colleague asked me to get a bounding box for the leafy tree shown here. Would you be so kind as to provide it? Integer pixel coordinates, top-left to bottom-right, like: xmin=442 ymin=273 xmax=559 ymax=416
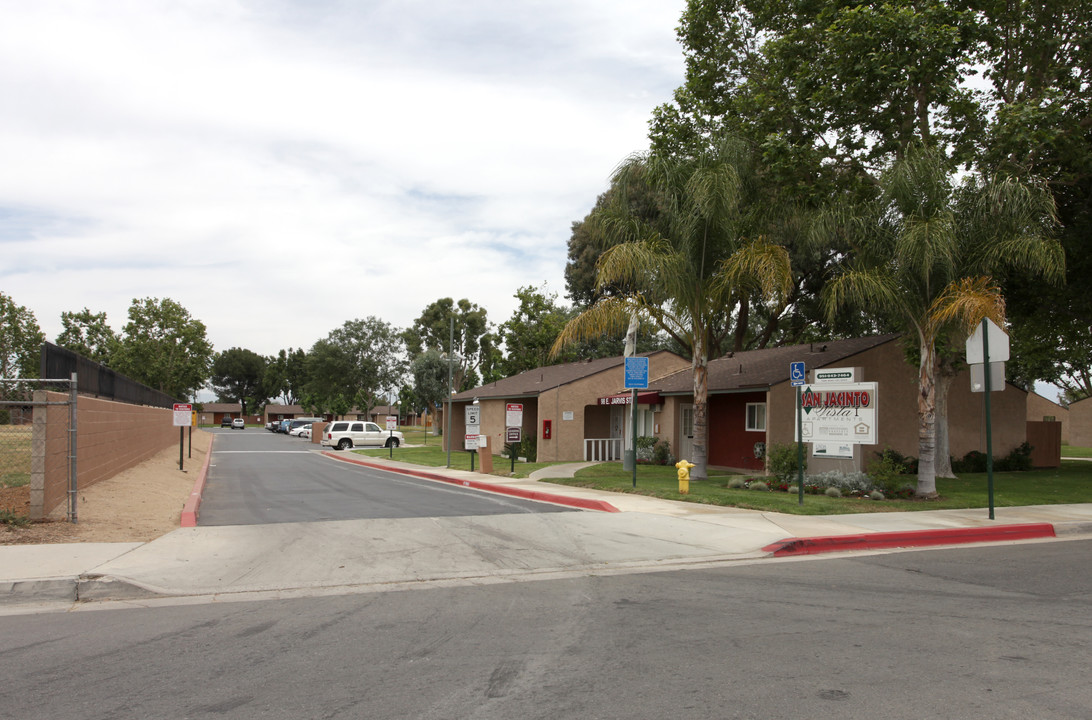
xmin=404 ymin=298 xmax=491 ymax=392
xmin=110 ymin=297 xmax=213 ymax=400
xmin=306 ymin=317 xmax=404 ymax=412
xmin=210 ymin=348 xmax=268 ymax=416
xmin=56 ymin=308 xmax=119 ymax=366
xmin=265 ymin=348 xmax=309 ymax=405
xmin=554 ymin=137 xmax=793 ymax=481
xmin=410 ymin=349 xmax=448 ymax=435
xmin=499 ymin=286 xmax=578 ymax=376
xmin=823 ymin=147 xmax=1064 ymax=497
xmin=0 ymin=291 xmax=44 ymax=378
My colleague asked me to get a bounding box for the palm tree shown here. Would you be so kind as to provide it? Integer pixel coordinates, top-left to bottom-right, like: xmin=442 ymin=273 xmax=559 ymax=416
xmin=824 ymin=146 xmax=1063 ymax=497
xmin=552 ymin=137 xmax=793 ymax=481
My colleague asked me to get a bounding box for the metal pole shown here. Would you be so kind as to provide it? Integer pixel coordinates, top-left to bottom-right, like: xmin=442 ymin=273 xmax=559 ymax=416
xmin=631 ymin=388 xmax=638 ymax=488
xmin=445 ymin=316 xmax=454 ymax=468
xmin=983 ymin=319 xmax=995 ymax=520
xmin=797 ymin=386 xmax=804 ymax=506
xmin=68 ymin=373 xmax=78 ymax=523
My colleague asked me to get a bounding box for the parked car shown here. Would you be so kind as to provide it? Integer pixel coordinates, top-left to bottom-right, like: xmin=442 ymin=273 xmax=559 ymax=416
xmin=286 ymin=418 xmax=321 ymax=435
xmin=288 ymin=422 xmax=310 ymax=437
xmin=221 ymin=417 xmax=233 ymax=428
xmin=322 ymin=420 xmax=404 ymax=450
xmin=232 ymin=418 xmax=245 ymax=430
xmin=298 ymin=424 xmax=312 ymax=440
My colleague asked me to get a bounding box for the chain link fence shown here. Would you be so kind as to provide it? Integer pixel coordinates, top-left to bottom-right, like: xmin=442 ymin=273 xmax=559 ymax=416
xmin=0 ymin=377 xmax=77 ymax=522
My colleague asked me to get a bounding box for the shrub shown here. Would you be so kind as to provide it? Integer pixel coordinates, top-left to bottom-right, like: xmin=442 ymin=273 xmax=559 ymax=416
xmin=869 ymin=490 xmax=885 ymax=501
xmin=877 ymin=447 xmax=917 ymax=474
xmin=806 ymin=470 xmax=872 ymax=494
xmin=519 ymin=434 xmax=538 ymax=463
xmin=996 ymin=442 xmax=1033 ymax=472
xmin=767 ymin=442 xmax=806 ymax=482
xmin=824 ymin=487 xmax=842 ymax=498
xmin=867 ymin=451 xmax=907 ymax=495
xmin=652 ymin=439 xmax=675 ymax=466
xmin=953 ymin=450 xmax=988 ymax=473
xmin=0 ymin=509 xmax=30 ymax=528
xmin=749 ymin=481 xmax=769 ymax=492
xmin=636 ymin=436 xmax=657 ymax=462
xmin=726 ymin=477 xmax=747 ymax=489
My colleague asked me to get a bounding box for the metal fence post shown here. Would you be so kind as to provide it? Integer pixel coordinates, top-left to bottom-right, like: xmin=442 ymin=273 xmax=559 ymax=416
xmin=68 ymin=372 xmax=78 ymax=523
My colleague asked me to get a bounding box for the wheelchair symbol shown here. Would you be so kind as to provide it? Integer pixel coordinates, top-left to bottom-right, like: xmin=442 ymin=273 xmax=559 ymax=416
xmin=790 ymin=362 xmax=805 ymax=384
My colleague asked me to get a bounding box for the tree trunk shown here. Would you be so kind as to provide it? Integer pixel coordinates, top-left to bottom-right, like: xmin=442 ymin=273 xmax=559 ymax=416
xmin=916 ymin=339 xmax=938 ymax=498
xmin=691 ymin=333 xmax=709 ymax=482
xmin=934 ymin=369 xmax=955 ymax=479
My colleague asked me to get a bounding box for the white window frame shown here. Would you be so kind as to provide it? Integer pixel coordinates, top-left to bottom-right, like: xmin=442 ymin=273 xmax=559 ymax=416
xmin=745 ymin=402 xmax=766 ymax=432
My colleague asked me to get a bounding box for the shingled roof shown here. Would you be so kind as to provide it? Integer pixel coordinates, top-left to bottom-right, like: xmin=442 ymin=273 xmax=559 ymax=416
xmin=453 ymin=351 xmax=679 ymax=401
xmin=652 ymin=334 xmax=901 ymax=394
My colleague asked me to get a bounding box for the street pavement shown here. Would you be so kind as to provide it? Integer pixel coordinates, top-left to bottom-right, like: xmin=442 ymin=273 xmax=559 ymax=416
xmin=4 ymin=448 xmax=1092 ymax=609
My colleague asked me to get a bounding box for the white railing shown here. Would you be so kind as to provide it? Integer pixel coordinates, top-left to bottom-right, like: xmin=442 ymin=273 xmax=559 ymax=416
xmin=584 ymin=437 xmax=623 ymax=462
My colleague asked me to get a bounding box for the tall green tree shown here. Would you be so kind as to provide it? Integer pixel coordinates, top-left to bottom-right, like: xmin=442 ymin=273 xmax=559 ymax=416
xmin=210 ymin=348 xmax=268 ymax=416
xmin=0 ymin=291 xmax=44 ymax=379
xmin=554 ymin=137 xmax=793 ymax=481
xmin=111 ymin=297 xmax=212 ymax=400
xmin=306 ymin=317 xmax=404 ymax=412
xmin=823 ymin=147 xmax=1064 ymax=497
xmin=411 ymin=349 xmax=449 ymax=436
xmin=499 ymin=285 xmax=578 ymax=376
xmin=56 ymin=308 xmax=119 ymax=366
xmin=264 ymin=348 xmax=309 ymax=405
xmin=403 ymin=298 xmax=492 ymax=392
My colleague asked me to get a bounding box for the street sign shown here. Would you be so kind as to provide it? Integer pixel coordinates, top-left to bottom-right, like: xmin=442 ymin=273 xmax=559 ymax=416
xmin=506 ymin=427 xmax=522 ymax=443
xmin=464 ymin=434 xmax=480 ymax=451
xmin=172 ymin=403 xmax=193 ymax=427
xmin=385 ymin=415 xmax=398 ymax=430
xmin=505 ymin=403 xmax=523 ymax=427
xmin=465 ymin=405 xmax=480 ymax=427
xmin=624 ymin=356 xmax=649 ymax=389
xmin=790 ymin=361 xmax=806 ymax=387
xmin=966 ymin=318 xmax=1010 ymax=364
xmin=970 ymin=362 xmax=1005 ymax=393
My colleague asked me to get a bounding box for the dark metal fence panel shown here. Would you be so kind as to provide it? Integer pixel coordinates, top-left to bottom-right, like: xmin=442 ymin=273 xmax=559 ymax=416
xmin=39 ymin=343 xmax=178 ymax=409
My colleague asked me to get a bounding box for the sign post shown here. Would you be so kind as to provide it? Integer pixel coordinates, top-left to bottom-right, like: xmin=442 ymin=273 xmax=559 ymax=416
xmin=624 ymin=357 xmax=650 ymax=487
xmin=790 ymin=362 xmax=805 ymax=505
xmin=173 ymin=404 xmax=193 ymax=471
xmin=505 ymin=403 xmax=523 ymax=473
xmin=386 ymin=415 xmax=397 ymax=458
xmin=966 ymin=318 xmax=1010 ymax=520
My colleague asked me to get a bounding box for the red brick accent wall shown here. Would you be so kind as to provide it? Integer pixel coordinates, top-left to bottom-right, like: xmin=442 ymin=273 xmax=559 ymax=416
xmin=36 ymin=392 xmax=179 ymax=519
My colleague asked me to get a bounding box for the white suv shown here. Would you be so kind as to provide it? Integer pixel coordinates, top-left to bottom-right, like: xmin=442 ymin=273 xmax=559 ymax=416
xmin=322 ymin=420 xmax=404 ymax=450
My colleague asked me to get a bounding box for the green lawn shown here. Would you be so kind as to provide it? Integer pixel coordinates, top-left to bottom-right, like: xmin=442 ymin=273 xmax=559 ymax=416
xmin=0 ymin=425 xmax=32 ymax=488
xmin=355 ymin=444 xmax=555 ymax=478
xmin=550 ymin=461 xmax=1092 ymax=515
xmin=1062 ymin=445 xmax=1092 ymax=459
xmin=356 ymin=440 xmax=1092 ymax=515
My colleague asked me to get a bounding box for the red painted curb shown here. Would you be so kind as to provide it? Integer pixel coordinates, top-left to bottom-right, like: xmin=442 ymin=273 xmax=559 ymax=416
xmin=762 ymin=523 xmax=1057 ymax=557
xmin=322 ymin=451 xmax=621 ymax=513
xmin=180 ymin=434 xmax=215 ymax=528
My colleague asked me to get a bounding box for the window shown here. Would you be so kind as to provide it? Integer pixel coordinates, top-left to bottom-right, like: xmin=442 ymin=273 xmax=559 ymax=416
xmin=746 ymin=403 xmax=766 ymax=432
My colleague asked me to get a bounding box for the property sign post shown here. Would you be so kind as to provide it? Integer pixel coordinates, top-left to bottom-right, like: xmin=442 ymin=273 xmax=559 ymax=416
xmin=505 ymin=404 xmax=523 ymax=473
xmin=790 ymin=363 xmax=805 ymax=505
xmin=386 ymin=415 xmax=397 ymax=459
xmin=173 ymin=403 xmax=193 ymax=471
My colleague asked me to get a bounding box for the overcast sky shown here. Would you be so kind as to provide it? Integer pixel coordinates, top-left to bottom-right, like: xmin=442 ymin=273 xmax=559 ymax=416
xmin=1 ymin=0 xmax=687 ymax=358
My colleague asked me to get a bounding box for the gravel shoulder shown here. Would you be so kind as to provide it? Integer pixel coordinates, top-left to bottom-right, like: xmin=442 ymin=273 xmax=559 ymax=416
xmin=0 ymin=430 xmax=211 ymax=545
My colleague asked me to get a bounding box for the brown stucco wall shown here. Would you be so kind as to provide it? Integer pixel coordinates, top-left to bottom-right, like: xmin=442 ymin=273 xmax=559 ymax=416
xmin=767 ymin=339 xmax=1027 ymax=470
xmin=1071 ymin=398 xmax=1092 ymax=448
xmin=1026 ymin=392 xmax=1069 ymax=444
xmin=33 ymin=392 xmax=179 ymax=519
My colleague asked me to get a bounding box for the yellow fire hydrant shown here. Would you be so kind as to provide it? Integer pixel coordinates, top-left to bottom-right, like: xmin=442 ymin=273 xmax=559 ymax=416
xmin=675 ymin=459 xmax=695 ymax=494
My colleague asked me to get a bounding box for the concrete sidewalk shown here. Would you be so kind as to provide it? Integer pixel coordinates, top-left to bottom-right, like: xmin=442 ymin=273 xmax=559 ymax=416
xmin=3 ymin=451 xmax=1091 ymax=608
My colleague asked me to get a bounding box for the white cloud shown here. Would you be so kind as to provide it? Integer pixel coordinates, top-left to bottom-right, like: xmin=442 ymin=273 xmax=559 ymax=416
xmin=0 ymin=0 xmax=686 ymax=360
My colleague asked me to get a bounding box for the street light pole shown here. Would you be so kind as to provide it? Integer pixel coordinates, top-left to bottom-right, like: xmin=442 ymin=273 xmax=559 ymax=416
xmin=445 ymin=316 xmax=454 ymax=468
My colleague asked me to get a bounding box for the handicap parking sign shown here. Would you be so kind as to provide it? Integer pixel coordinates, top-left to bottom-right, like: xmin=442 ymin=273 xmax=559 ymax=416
xmin=790 ymin=361 xmax=806 ymax=387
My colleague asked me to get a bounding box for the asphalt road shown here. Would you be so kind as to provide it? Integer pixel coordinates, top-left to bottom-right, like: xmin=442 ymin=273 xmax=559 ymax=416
xmin=2 ymin=539 xmax=1089 ymax=719
xmin=198 ymin=428 xmax=573 ymax=525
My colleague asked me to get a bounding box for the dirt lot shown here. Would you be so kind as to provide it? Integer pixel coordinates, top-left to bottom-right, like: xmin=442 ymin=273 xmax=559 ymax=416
xmin=0 ymin=430 xmax=212 ymax=545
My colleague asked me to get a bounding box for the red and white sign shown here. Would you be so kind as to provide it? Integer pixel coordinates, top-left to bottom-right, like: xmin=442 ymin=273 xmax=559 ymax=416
xmin=464 ymin=434 xmax=480 ymax=451
xmin=172 ymin=404 xmax=193 ymax=427
xmin=385 ymin=415 xmax=398 ymax=430
xmin=505 ymin=403 xmax=523 ymax=428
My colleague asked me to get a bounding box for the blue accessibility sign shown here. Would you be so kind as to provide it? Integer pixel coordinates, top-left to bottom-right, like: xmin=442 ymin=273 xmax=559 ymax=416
xmin=790 ymin=361 xmax=806 ymax=387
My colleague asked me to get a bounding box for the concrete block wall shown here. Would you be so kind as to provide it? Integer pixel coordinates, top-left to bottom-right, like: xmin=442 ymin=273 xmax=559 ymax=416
xmin=33 ymin=392 xmax=178 ymax=519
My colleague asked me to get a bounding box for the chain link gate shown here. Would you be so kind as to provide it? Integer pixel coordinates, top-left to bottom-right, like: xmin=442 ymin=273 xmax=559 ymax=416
xmin=0 ymin=375 xmax=78 ymax=523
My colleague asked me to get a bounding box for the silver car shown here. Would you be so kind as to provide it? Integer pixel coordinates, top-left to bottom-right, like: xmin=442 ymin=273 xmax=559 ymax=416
xmin=321 ymin=420 xmax=404 ymax=450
